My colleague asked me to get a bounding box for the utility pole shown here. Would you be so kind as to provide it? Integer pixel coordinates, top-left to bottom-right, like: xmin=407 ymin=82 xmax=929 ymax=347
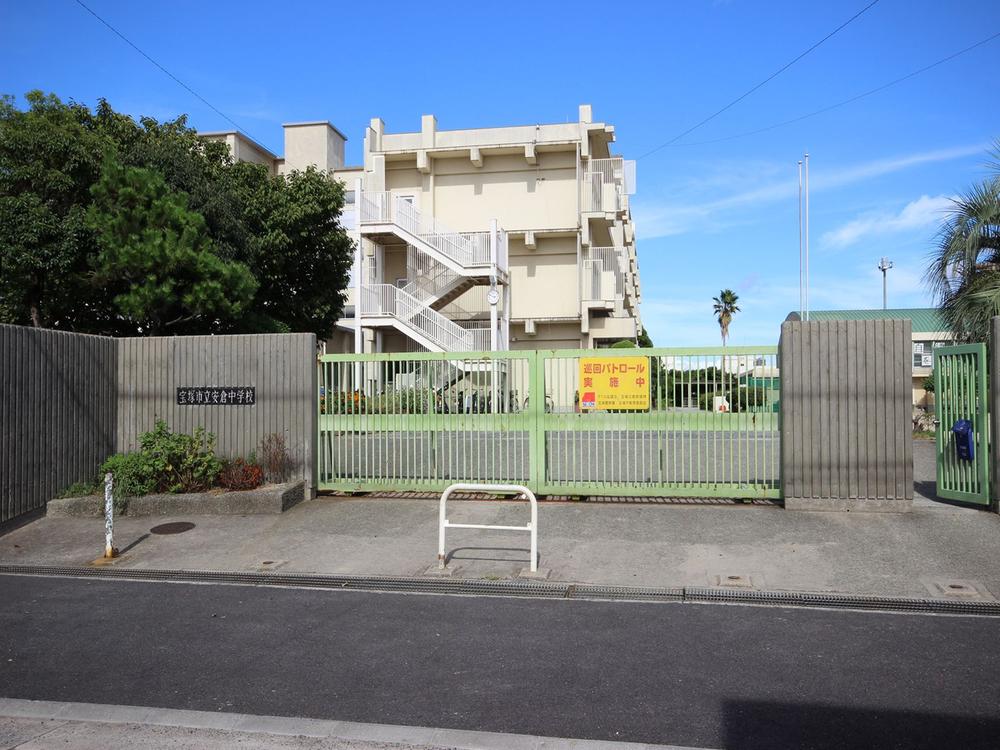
xmin=804 ymin=152 xmax=810 ymax=321
xmin=878 ymin=257 xmax=894 ymax=310
xmin=798 ymin=160 xmax=803 ymax=319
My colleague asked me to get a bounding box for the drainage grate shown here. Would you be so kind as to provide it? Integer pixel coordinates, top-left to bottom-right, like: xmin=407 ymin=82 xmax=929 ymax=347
xmin=0 ymin=565 xmax=998 ymax=616
xmin=684 ymin=586 xmax=1000 ymax=615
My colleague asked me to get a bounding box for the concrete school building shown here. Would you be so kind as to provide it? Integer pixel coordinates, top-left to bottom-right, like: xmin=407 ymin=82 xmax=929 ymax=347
xmin=200 ymin=104 xmax=641 ymax=353
xmin=785 ymin=308 xmax=955 ymax=408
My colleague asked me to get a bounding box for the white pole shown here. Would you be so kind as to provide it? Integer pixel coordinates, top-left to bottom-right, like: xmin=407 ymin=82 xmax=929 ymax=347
xmin=798 ymin=160 xmax=803 ymax=319
xmin=502 ymin=283 xmax=511 ymax=351
xmin=804 ymin=152 xmax=810 ymax=321
xmin=354 ymin=178 xmax=364 ymax=357
xmin=354 ymin=178 xmax=364 ymax=391
xmin=489 ymin=219 xmax=499 ymax=353
xmin=103 ymin=472 xmax=115 ymax=558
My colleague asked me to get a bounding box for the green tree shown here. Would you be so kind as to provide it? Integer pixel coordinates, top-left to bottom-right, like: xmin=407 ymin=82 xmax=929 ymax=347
xmin=92 ymin=101 xmax=248 ymax=259
xmin=1 ymin=92 xmax=354 ymax=337
xmin=925 ymin=143 xmax=1000 ymax=343
xmin=712 ymin=289 xmax=740 ymax=400
xmin=713 ymin=289 xmax=740 ymax=346
xmin=0 ymin=91 xmax=107 ymax=329
xmin=225 ymin=162 xmax=354 ymax=336
xmin=86 ymin=160 xmax=257 ymax=335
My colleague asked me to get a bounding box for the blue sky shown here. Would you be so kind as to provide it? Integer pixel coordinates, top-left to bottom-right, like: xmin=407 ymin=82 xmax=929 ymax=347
xmin=2 ymin=0 xmax=999 ymax=345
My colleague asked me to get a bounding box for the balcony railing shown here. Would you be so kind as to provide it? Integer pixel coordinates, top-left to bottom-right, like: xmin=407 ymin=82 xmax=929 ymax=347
xmin=360 ymin=284 xmax=397 ymax=316
xmin=581 ymin=157 xmax=636 ymax=213
xmin=582 ymin=247 xmax=627 ymax=300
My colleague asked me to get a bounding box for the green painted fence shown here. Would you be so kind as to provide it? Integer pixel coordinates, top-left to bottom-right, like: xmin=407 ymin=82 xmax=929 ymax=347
xmin=317 ymin=346 xmax=780 ymax=499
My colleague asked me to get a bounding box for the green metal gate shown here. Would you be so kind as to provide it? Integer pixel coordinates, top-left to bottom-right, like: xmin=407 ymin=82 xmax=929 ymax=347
xmin=317 ymin=347 xmax=779 ymax=499
xmin=934 ymin=343 xmax=990 ymax=505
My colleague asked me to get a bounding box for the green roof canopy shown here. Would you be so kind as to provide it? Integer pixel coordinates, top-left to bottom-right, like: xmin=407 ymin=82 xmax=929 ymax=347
xmin=785 ymin=308 xmax=948 ymax=334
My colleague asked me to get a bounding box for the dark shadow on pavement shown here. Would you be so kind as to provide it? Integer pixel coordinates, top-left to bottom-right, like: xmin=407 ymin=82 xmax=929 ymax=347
xmin=723 ymin=698 xmax=1000 ymax=750
xmin=118 ymin=534 xmax=150 ymax=555
xmin=445 ymin=546 xmax=531 ymax=565
xmin=916 ymin=480 xmax=994 ymax=510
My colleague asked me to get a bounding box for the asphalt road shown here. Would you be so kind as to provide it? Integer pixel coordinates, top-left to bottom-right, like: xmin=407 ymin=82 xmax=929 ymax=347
xmin=2 ymin=575 xmax=998 ymax=749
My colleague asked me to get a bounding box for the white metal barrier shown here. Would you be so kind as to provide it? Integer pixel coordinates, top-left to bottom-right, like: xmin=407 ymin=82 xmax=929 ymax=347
xmin=438 ymin=483 xmax=538 ymax=572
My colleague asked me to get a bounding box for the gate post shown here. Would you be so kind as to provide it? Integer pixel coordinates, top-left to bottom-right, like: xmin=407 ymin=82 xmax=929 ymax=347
xmin=991 ymin=317 xmax=1000 ymax=511
xmin=780 ymin=318 xmax=913 ymax=511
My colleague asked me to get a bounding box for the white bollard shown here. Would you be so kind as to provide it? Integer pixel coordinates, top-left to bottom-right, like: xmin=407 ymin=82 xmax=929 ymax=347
xmin=438 ymin=483 xmax=538 ymax=572
xmin=103 ymin=472 xmax=116 ymax=559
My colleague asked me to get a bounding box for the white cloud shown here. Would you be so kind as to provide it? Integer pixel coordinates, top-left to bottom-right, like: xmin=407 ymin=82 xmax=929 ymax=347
xmin=634 ymin=143 xmax=984 ymax=240
xmin=820 ymin=194 xmax=954 ymax=249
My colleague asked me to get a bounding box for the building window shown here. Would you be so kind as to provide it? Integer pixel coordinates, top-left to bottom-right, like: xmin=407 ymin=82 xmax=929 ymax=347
xmin=913 ymin=340 xmax=947 ymax=368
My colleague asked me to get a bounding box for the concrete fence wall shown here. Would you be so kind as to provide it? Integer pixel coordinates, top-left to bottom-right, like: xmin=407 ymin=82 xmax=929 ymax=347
xmin=780 ymin=319 xmax=913 ymax=511
xmin=0 ymin=325 xmax=118 ymax=524
xmin=2 ymin=327 xmax=317 ymax=525
xmin=116 ymin=333 xmax=318 ymax=494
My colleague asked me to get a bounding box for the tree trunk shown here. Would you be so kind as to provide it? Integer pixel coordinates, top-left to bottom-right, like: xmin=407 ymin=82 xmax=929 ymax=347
xmin=721 ymin=339 xmax=726 ymax=407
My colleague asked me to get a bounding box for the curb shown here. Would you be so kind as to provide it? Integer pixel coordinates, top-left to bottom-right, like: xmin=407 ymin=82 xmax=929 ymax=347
xmin=1 ymin=564 xmax=998 ymax=617
xmin=0 ymin=697 xmax=702 ymax=750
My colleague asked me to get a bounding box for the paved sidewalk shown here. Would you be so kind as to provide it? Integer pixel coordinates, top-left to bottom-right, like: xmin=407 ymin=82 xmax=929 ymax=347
xmin=0 ymin=698 xmax=697 ymax=749
xmin=1 ymin=441 xmax=997 ymax=600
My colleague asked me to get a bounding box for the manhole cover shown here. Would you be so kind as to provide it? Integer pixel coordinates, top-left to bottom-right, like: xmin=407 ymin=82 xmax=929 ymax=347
xmin=150 ymin=522 xmax=196 ymax=535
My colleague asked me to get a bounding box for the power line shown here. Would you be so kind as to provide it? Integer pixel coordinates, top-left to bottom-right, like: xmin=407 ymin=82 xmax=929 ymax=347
xmin=638 ymin=0 xmax=882 ymax=160
xmin=667 ymin=30 xmax=1000 ymax=148
xmin=73 ymin=0 xmax=253 ymax=137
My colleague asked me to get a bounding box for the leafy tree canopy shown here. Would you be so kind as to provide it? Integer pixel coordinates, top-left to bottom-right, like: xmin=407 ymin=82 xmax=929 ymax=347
xmin=0 ymin=90 xmax=354 ymax=337
xmin=87 ymin=159 xmax=257 ymax=335
xmin=925 ymin=142 xmax=1000 ymax=343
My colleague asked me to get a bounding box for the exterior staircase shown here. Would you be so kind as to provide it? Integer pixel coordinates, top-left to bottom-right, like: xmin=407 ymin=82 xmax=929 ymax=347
xmin=359 ymin=191 xmax=507 ymax=278
xmin=356 ymin=189 xmax=508 ymax=353
xmin=360 ymin=283 xmax=491 ymax=352
xmin=402 ymin=246 xmax=483 ymax=310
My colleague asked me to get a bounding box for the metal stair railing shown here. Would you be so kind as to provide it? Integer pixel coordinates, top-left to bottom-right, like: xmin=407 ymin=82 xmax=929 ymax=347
xmin=403 ymin=246 xmax=465 ymax=305
xmin=396 ymin=287 xmax=474 ymax=351
xmin=359 ymin=190 xmax=502 ymax=271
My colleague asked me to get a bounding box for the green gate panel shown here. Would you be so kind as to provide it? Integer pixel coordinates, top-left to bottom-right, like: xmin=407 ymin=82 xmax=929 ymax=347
xmin=316 ymin=347 xmax=780 ymax=500
xmin=934 ymin=344 xmax=990 ymax=505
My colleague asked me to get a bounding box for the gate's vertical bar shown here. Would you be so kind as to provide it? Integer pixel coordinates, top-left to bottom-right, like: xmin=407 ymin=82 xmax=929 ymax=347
xmin=529 ymin=351 xmax=544 ymax=492
xmin=979 ymin=346 xmax=989 ymax=497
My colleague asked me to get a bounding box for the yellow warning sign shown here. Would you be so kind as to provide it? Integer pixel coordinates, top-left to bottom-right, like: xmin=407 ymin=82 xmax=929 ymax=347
xmin=579 ymin=356 xmax=650 ymax=411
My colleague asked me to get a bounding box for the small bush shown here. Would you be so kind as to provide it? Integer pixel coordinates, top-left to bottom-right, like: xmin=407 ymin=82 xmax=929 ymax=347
xmin=698 ymin=387 xmax=769 ymax=413
xmin=369 ymin=388 xmax=432 ymax=414
xmin=100 ymin=452 xmax=158 ymax=513
xmin=328 ymin=391 xmax=367 ymax=414
xmin=219 ymin=458 xmax=265 ymax=490
xmin=139 ymin=420 xmax=222 ymax=493
xmin=258 ymin=433 xmax=293 ymax=483
xmin=57 ymin=480 xmax=100 ymax=498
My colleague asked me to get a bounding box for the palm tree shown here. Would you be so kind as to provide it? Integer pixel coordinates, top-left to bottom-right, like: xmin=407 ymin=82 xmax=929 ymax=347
xmin=713 ymin=289 xmax=740 ymax=403
xmin=925 ymin=142 xmax=1000 ymax=343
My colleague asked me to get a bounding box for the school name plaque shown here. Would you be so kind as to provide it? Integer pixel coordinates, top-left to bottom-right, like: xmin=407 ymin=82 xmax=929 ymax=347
xmin=176 ymin=386 xmax=256 ymax=406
